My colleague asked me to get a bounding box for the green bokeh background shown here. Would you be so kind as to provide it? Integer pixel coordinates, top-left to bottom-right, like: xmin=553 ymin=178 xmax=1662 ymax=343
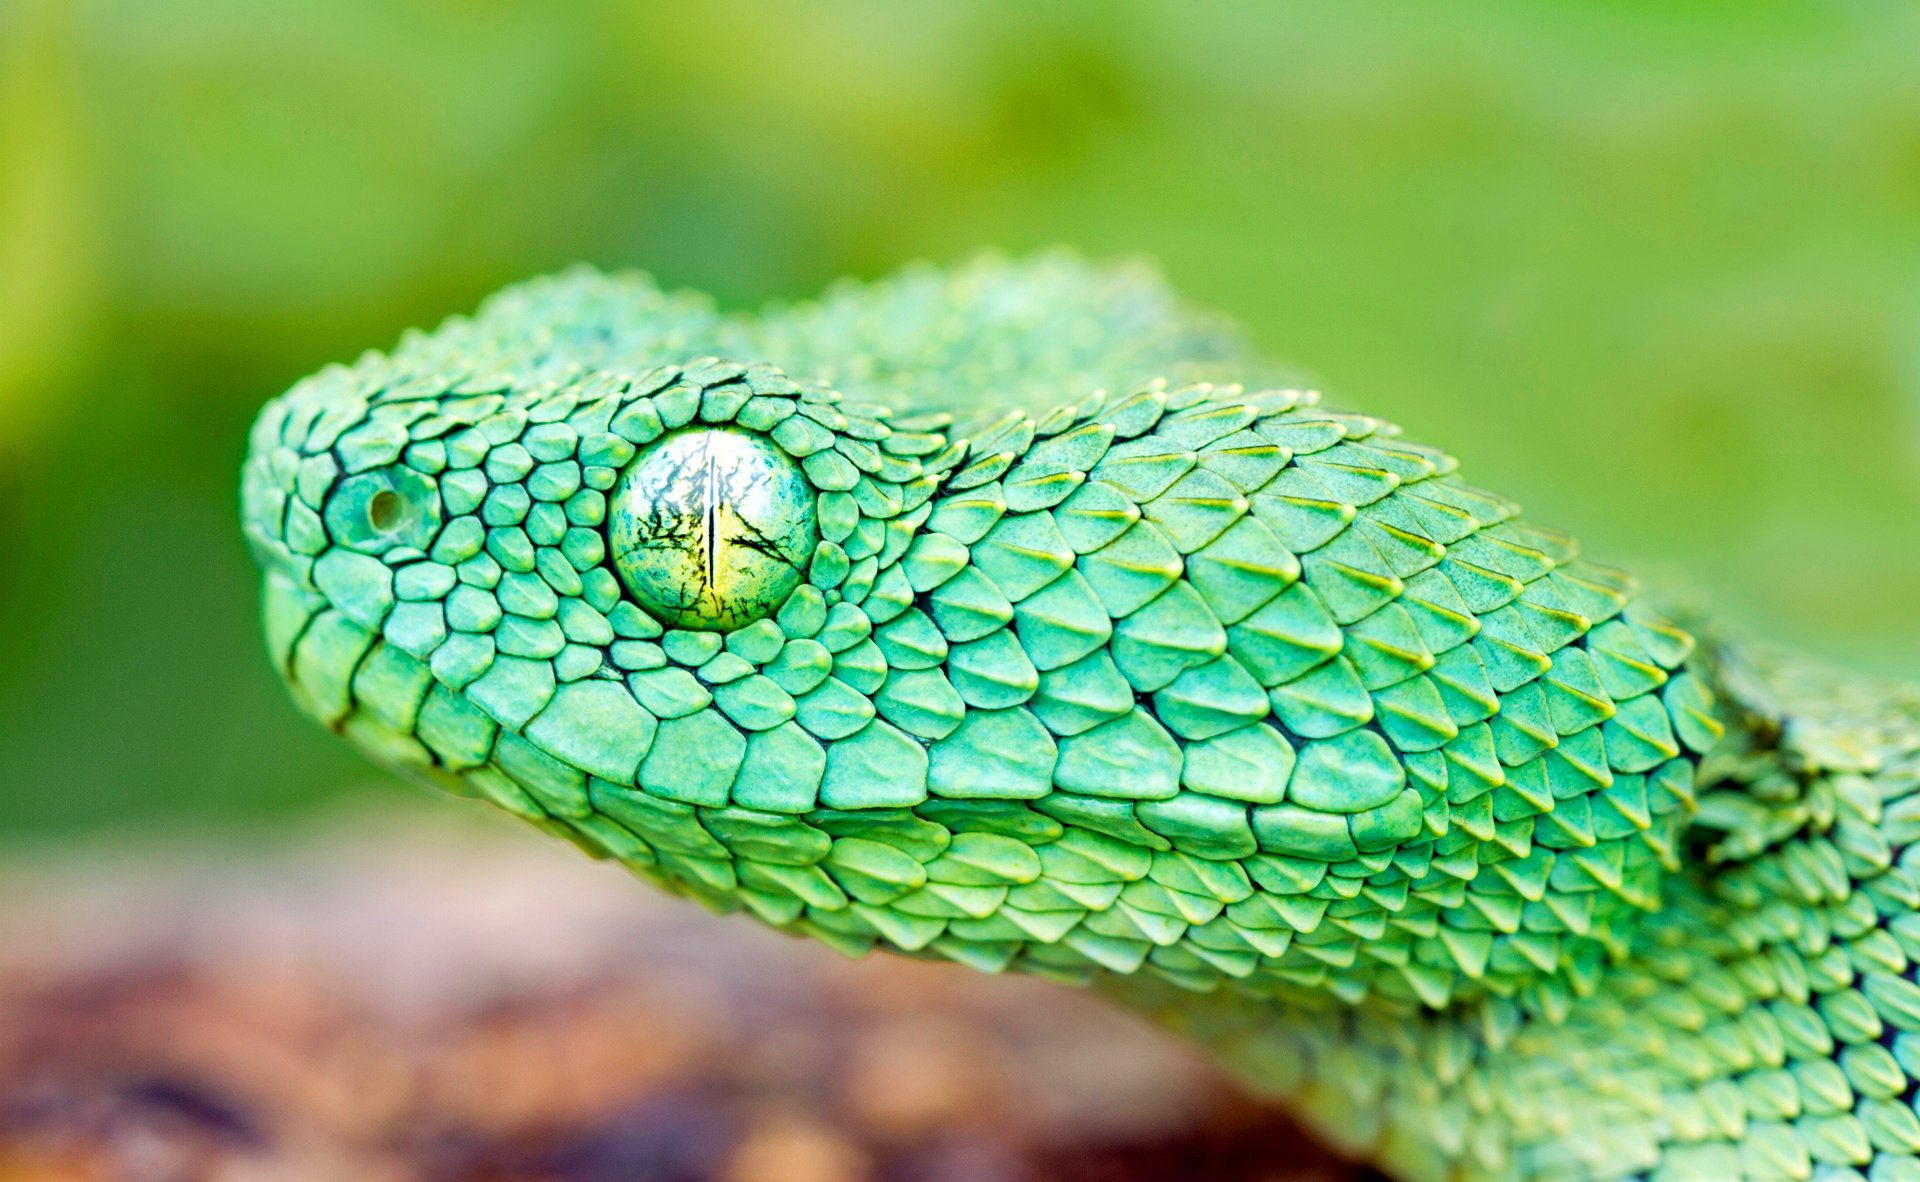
xmin=3 ymin=1 xmax=1918 ymax=840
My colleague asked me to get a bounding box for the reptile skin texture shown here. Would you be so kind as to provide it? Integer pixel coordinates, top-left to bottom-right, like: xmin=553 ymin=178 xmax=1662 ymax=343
xmin=241 ymin=256 xmax=1920 ymax=1182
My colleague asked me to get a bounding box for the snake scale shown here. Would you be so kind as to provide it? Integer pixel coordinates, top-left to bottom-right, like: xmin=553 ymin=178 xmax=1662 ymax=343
xmin=241 ymin=255 xmax=1920 ymax=1182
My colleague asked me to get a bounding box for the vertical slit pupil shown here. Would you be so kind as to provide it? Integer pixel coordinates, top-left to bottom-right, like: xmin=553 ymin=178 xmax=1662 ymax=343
xmin=703 ymin=435 xmax=719 ymax=593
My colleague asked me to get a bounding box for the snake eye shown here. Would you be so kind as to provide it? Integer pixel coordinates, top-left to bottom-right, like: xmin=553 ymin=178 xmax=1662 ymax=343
xmin=607 ymin=428 xmax=818 ymax=632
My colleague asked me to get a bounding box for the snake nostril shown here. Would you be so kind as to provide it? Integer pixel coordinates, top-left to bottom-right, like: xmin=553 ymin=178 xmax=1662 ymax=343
xmin=367 ymin=490 xmax=404 ymax=532
xmin=322 ymin=465 xmax=441 ymax=555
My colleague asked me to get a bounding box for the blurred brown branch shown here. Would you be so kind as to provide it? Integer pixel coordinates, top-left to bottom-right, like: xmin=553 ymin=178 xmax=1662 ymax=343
xmin=0 ymin=803 xmax=1370 ymax=1182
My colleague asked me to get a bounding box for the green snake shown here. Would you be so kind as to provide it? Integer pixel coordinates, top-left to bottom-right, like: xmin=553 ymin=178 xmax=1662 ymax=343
xmin=240 ymin=255 xmax=1920 ymax=1182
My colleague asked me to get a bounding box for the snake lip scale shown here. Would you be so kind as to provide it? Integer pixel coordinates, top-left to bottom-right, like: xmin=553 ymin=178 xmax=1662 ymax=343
xmin=241 ymin=254 xmax=1920 ymax=1182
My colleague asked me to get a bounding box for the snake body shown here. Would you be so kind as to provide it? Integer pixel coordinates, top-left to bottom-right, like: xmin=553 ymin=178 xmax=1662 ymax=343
xmin=241 ymin=256 xmax=1920 ymax=1182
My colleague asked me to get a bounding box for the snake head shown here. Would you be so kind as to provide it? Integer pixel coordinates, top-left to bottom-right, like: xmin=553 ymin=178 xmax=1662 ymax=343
xmin=238 ymin=277 xmax=982 ymax=832
xmin=243 ymin=261 xmax=1724 ymax=1008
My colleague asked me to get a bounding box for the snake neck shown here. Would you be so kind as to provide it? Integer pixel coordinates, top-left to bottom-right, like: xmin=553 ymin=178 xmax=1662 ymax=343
xmin=1109 ymin=644 xmax=1920 ymax=1182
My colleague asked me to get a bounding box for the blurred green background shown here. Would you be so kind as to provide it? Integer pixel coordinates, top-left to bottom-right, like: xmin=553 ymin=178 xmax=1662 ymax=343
xmin=3 ymin=0 xmax=1918 ymax=840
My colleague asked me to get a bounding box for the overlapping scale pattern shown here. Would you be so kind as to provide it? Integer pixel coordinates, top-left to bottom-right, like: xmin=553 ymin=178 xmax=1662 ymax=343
xmin=246 ymin=339 xmax=1714 ymax=1010
xmin=883 ymin=379 xmax=1721 ymax=1008
xmin=1146 ymin=655 xmax=1920 ymax=1182
xmin=242 ymin=258 xmax=1920 ymax=1182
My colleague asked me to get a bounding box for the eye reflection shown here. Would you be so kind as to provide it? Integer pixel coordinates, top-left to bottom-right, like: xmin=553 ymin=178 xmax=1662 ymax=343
xmin=608 ymin=429 xmax=818 ymax=632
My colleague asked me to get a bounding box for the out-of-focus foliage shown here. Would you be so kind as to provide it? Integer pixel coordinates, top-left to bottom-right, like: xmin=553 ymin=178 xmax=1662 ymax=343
xmin=2 ymin=0 xmax=1917 ymax=837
